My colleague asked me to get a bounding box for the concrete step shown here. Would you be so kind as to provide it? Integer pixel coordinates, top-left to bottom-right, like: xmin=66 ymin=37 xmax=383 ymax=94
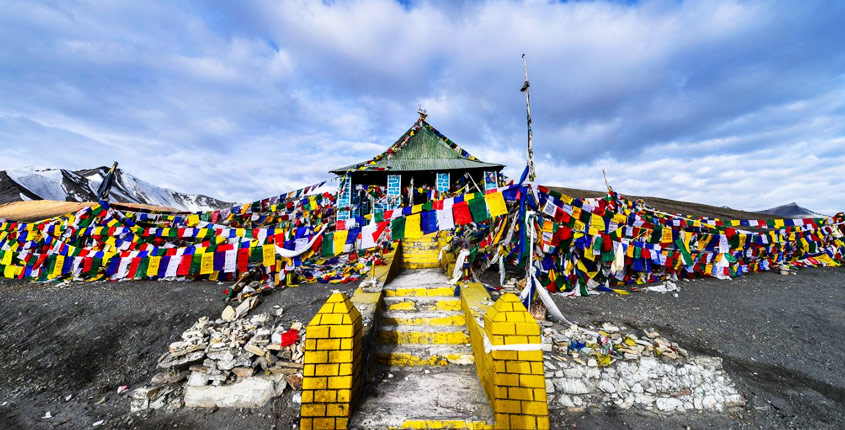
xmin=383 ymin=296 xmax=462 ymax=312
xmin=374 ymin=343 xmax=475 ymax=366
xmin=384 ymin=286 xmax=457 ymax=297
xmin=380 ymin=310 xmax=466 ymax=326
xmin=351 ymin=366 xmax=494 ymax=429
xmin=377 ymin=324 xmax=470 ymax=345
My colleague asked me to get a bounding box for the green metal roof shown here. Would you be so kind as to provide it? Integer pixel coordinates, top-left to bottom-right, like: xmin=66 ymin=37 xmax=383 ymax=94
xmin=330 ymin=120 xmax=504 ymax=174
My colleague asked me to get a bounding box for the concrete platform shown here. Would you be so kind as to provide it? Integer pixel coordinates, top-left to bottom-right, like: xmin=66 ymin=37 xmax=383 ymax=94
xmin=350 ymin=366 xmax=494 ymax=429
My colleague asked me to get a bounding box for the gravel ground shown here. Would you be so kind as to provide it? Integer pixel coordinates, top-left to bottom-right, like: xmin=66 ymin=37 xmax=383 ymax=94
xmin=0 ymin=268 xmax=842 ymax=429
xmin=541 ymin=267 xmax=845 ymax=429
xmin=0 ymin=278 xmax=359 ymax=430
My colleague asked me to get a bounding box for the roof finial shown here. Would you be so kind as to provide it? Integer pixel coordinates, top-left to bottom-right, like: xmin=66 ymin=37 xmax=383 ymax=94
xmin=417 ymin=105 xmax=427 ymax=121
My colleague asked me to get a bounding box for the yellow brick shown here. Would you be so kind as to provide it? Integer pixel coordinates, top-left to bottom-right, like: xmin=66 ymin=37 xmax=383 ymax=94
xmin=491 ymin=350 xmax=517 ymax=360
xmin=494 ymin=399 xmax=521 ymax=414
xmin=317 ymin=339 xmax=341 ymax=350
xmin=515 ymin=322 xmax=540 ymax=336
xmin=304 ymin=364 xmax=316 ymax=377
xmin=533 ymin=389 xmax=546 ymax=400
xmin=315 ymin=364 xmax=339 ymax=376
xmin=494 ymin=414 xmax=510 ymax=429
xmin=336 ymin=417 xmax=349 ymax=429
xmin=304 ymin=351 xmax=328 ymax=364
xmin=301 ymin=390 xmax=314 ymax=403
xmin=509 ymin=414 xmax=536 ymax=430
xmin=522 ymin=401 xmax=548 ymax=416
xmin=530 ymin=362 xmax=544 ymax=374
xmin=537 ymin=416 xmax=550 ymax=430
xmin=300 ymin=418 xmax=313 ymax=430
xmin=333 ymin=302 xmax=353 ymax=313
xmin=310 ymin=315 xmax=322 ymax=325
xmin=329 ymin=350 xmax=353 ymax=363
xmin=497 ymin=373 xmax=520 ymax=387
xmin=494 ymin=386 xmax=508 ymax=399
xmin=337 ymin=389 xmax=351 ymax=403
xmin=320 ymin=313 xmax=344 ymax=325
xmin=331 ymin=325 xmax=354 ymax=338
xmin=504 ymin=336 xmax=529 ymax=345
xmin=302 ymin=377 xmax=326 ymax=390
xmin=506 ymin=361 xmax=532 ymax=374
xmin=314 ymin=417 xmax=335 ymax=429
xmin=490 ymin=322 xmax=516 ymax=336
xmin=493 ymin=361 xmax=506 ymax=373
xmin=493 ymin=301 xmax=513 ymax=312
xmin=518 ymin=374 xmax=545 ymax=388
xmin=314 ymin=390 xmax=336 ymax=403
xmin=317 ymin=303 xmax=334 ymax=314
xmin=508 ymin=387 xmax=534 ymax=401
xmin=300 ymin=403 xmax=325 ymax=417
xmin=504 ymin=312 xmax=525 ymax=322
xmin=338 ymin=363 xmax=353 ymax=376
xmin=328 ymin=376 xmax=353 ymax=389
xmin=305 ymin=339 xmax=317 ymax=350
xmin=340 ymin=338 xmax=353 ymax=350
xmin=327 ymin=292 xmax=347 ymax=303
xmin=517 ymin=350 xmax=544 ymax=362
xmin=327 ymin=403 xmax=349 ymax=417
xmin=307 ymin=325 xmax=330 ymax=339
xmin=484 ymin=334 xmax=504 ymax=344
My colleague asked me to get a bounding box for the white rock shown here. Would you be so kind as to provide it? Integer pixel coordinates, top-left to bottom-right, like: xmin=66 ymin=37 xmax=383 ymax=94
xmin=563 ymin=367 xmax=582 ymax=378
xmin=555 ymin=378 xmax=591 ymax=395
xmin=188 ymin=371 xmax=208 ymax=387
xmin=598 ymin=380 xmax=617 ymax=393
xmin=184 ymin=377 xmax=275 ymax=408
xmin=557 ymin=395 xmax=575 ymax=408
xmin=656 ymin=397 xmax=683 ymax=412
xmin=631 ymin=383 xmax=644 ymax=393
xmin=545 ymin=379 xmax=555 ymax=394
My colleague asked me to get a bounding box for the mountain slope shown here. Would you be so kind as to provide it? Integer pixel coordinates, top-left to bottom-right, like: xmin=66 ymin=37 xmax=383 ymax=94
xmin=0 ymin=166 xmax=231 ymax=212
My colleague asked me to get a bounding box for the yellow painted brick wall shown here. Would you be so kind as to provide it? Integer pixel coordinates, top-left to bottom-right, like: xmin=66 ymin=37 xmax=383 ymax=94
xmin=461 ymin=286 xmax=549 ymax=430
xmin=300 ymin=292 xmax=363 ymax=430
xmin=483 ymin=294 xmax=549 ymax=430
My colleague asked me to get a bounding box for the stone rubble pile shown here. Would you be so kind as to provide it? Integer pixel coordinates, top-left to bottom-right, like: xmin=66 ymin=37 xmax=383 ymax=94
xmin=131 ymin=306 xmax=305 ymax=412
xmin=540 ymin=321 xmax=745 ymax=413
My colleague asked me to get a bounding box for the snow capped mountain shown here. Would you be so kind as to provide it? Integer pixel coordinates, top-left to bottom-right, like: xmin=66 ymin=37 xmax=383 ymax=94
xmin=757 ymin=202 xmax=826 ymax=218
xmin=0 ymin=166 xmax=230 ymax=211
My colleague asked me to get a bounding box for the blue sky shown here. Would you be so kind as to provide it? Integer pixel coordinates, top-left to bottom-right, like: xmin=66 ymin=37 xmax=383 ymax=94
xmin=1 ymin=0 xmax=843 ymax=214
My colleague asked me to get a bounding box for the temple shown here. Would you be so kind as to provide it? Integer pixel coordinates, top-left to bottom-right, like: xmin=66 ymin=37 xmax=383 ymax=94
xmin=329 ymin=112 xmax=505 ymax=220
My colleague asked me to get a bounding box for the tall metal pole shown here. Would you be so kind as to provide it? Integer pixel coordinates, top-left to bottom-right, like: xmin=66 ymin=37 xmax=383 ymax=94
xmin=521 ymin=54 xmax=535 ymax=182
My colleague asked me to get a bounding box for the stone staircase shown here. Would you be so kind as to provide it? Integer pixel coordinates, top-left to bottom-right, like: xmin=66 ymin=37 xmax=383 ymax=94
xmin=350 ymin=269 xmax=494 ymax=429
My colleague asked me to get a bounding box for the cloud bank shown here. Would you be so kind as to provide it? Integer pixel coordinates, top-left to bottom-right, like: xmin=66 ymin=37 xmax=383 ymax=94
xmin=0 ymin=0 xmax=843 ymax=213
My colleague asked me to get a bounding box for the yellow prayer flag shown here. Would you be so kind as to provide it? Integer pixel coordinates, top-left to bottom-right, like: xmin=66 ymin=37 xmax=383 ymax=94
xmin=187 ymin=214 xmax=200 ymax=227
xmin=262 ymin=244 xmax=275 ymax=267
xmin=405 ymin=213 xmax=422 ymax=239
xmin=589 ymin=214 xmax=606 ymax=232
xmin=200 ymin=252 xmax=215 ymax=274
xmin=572 ymin=206 xmax=582 ymax=221
xmin=147 ymin=256 xmax=161 ymax=277
xmin=484 ymin=192 xmax=508 ymax=218
xmin=333 ymin=230 xmax=348 ymax=256
xmin=573 ymin=220 xmax=586 ymax=232
xmin=660 ymin=228 xmax=674 ymax=243
xmin=0 ymin=251 xmax=12 ymax=265
xmin=4 ymin=264 xmax=18 ymax=279
xmin=53 ymin=255 xmax=65 ymax=278
xmin=412 ymin=204 xmax=423 ymax=214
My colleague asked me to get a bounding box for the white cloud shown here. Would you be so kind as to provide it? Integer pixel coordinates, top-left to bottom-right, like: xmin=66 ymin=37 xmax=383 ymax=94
xmin=0 ymin=0 xmax=842 ymax=214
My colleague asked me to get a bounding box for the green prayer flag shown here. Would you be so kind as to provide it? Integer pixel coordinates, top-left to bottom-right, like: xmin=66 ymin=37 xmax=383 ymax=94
xmin=468 ymin=197 xmax=490 ymax=223
xmin=391 ymin=217 xmax=405 ymax=241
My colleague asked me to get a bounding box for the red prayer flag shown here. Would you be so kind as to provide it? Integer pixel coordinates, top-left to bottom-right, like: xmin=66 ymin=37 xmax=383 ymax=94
xmin=453 ymin=201 xmax=472 ymax=225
